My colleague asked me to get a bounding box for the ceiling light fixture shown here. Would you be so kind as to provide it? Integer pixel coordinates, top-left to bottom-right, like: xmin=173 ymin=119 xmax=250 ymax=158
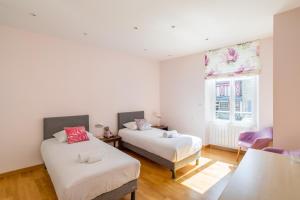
xmin=133 ymin=26 xmax=139 ymax=30
xmin=144 ymin=49 xmax=148 ymax=51
xmin=171 ymin=25 xmax=176 ymax=29
xmin=205 ymin=38 xmax=209 ymax=41
xmin=83 ymin=32 xmax=88 ymax=36
xmin=29 ymin=12 xmax=37 ymax=17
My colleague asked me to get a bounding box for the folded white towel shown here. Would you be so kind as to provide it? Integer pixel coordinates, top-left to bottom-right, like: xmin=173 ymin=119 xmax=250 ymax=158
xmin=87 ymin=152 xmax=103 ymax=163
xmin=78 ymin=152 xmax=90 ymax=163
xmin=163 ymin=130 xmax=179 ymax=138
xmin=162 ymin=132 xmax=169 ymax=138
xmin=169 ymin=133 xmax=180 ymax=138
xmin=78 ymin=152 xmax=103 ymax=163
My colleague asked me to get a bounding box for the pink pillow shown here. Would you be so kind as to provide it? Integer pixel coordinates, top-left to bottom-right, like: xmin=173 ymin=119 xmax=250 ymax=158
xmin=64 ymin=126 xmax=89 ymax=144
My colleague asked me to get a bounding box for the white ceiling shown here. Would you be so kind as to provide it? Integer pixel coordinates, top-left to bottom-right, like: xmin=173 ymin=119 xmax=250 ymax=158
xmin=0 ymin=0 xmax=300 ymax=61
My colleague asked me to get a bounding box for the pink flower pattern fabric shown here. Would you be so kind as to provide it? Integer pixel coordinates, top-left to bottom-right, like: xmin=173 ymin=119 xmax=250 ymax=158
xmin=64 ymin=126 xmax=89 ymax=144
xmin=226 ymin=48 xmax=239 ymax=63
xmin=205 ymin=54 xmax=209 ymax=66
xmin=205 ymin=41 xmax=261 ymax=79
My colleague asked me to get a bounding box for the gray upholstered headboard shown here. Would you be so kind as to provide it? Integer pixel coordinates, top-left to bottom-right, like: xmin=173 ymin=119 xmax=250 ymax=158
xmin=43 ymin=115 xmax=89 ymax=140
xmin=117 ymin=111 xmax=144 ymax=130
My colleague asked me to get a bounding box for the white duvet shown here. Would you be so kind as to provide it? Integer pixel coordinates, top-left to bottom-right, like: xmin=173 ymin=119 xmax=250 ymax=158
xmin=118 ymin=128 xmax=202 ymax=162
xmin=41 ymin=135 xmax=140 ymax=200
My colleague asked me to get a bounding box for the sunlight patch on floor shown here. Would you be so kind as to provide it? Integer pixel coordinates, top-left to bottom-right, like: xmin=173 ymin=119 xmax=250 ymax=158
xmin=178 ymin=157 xmax=212 ymax=177
xmin=181 ymin=161 xmax=234 ymax=194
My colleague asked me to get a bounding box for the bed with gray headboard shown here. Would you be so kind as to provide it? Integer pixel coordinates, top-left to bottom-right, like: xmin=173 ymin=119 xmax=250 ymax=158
xmin=118 ymin=111 xmax=201 ymax=179
xmin=43 ymin=115 xmax=137 ymax=200
xmin=43 ymin=115 xmax=89 ymax=140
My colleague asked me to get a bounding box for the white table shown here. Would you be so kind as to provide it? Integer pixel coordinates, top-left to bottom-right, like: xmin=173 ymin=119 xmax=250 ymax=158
xmin=219 ymin=149 xmax=300 ymax=200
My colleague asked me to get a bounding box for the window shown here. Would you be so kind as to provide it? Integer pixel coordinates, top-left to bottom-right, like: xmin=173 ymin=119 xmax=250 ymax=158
xmin=214 ymin=76 xmax=257 ymax=124
xmin=215 ymin=81 xmax=230 ymax=120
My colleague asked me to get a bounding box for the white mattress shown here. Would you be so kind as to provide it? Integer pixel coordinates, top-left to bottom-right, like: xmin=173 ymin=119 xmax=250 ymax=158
xmin=41 ymin=135 xmax=140 ymax=200
xmin=118 ymin=128 xmax=202 ymax=162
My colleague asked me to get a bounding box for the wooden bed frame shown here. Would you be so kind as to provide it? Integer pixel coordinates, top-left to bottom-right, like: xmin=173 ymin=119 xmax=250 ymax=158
xmin=43 ymin=115 xmax=137 ymax=200
xmin=117 ymin=111 xmax=200 ymax=179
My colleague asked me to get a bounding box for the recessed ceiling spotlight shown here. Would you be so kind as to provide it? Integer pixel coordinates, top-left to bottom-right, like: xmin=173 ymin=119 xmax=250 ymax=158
xmin=205 ymin=38 xmax=209 ymax=41
xmin=29 ymin=12 xmax=37 ymax=17
xmin=133 ymin=26 xmax=139 ymax=30
xmin=83 ymin=32 xmax=88 ymax=36
xmin=171 ymin=25 xmax=176 ymax=29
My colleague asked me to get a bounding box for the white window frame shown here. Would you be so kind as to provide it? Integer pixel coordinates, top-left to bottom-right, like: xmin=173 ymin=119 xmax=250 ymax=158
xmin=213 ymin=75 xmax=258 ymax=126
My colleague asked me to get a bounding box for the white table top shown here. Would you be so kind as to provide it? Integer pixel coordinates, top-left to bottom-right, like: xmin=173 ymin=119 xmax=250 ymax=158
xmin=219 ymin=149 xmax=300 ymax=200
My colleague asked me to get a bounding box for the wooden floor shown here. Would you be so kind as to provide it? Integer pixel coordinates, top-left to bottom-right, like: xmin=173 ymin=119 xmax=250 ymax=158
xmin=0 ymin=147 xmax=243 ymax=200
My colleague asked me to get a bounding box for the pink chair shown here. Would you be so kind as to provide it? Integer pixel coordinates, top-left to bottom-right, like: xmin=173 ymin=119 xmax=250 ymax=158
xmin=236 ymin=127 xmax=273 ymax=160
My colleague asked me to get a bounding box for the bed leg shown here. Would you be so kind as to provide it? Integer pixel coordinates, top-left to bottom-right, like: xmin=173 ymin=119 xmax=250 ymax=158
xmin=196 ymin=158 xmax=199 ymax=166
xmin=119 ymin=141 xmax=123 ymax=150
xmin=131 ymin=191 xmax=136 ymax=200
xmin=171 ymin=169 xmax=176 ymax=179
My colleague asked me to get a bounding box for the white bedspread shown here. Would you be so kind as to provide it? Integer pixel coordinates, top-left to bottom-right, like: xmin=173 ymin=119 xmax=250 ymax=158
xmin=41 ymin=135 xmax=140 ymax=200
xmin=118 ymin=128 xmax=202 ymax=162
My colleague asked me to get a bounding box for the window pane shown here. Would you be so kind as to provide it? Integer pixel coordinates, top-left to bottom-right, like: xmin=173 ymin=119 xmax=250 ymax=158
xmin=216 ymin=112 xmax=230 ymax=120
xmin=235 ymin=113 xmax=252 ymax=121
xmin=215 ymin=81 xmax=230 ymax=120
xmin=234 ymin=78 xmax=255 ymax=122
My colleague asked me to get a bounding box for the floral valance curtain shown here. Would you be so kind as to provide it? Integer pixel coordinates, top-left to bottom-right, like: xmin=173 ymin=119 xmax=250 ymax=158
xmin=205 ymin=41 xmax=261 ymax=79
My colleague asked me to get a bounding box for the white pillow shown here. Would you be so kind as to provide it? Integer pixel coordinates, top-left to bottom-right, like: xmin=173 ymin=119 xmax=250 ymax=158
xmin=123 ymin=121 xmax=138 ymax=130
xmin=53 ymin=130 xmax=67 ymax=142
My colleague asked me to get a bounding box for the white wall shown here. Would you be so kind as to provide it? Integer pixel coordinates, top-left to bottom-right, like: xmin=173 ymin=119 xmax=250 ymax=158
xmin=259 ymin=38 xmax=273 ymax=129
xmin=160 ymin=53 xmax=206 ymax=140
xmin=0 ymin=26 xmax=160 ymax=173
xmin=274 ymin=7 xmax=300 ymax=149
xmin=160 ymin=38 xmax=273 ymax=145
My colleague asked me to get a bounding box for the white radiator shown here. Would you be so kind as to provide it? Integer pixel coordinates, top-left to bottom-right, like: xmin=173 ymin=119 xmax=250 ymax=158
xmin=209 ymin=123 xmax=252 ymax=149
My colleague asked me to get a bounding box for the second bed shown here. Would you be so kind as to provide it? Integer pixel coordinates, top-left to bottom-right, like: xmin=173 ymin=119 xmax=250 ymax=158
xmin=118 ymin=111 xmax=202 ymax=178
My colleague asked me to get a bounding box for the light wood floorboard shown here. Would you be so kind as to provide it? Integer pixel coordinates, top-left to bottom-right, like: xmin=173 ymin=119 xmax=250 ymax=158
xmin=0 ymin=147 xmax=243 ymax=200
